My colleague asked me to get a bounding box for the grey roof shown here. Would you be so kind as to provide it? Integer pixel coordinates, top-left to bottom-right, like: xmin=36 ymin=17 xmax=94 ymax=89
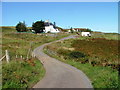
xmin=44 ymin=22 xmax=50 ymax=26
xmin=44 ymin=22 xmax=54 ymax=26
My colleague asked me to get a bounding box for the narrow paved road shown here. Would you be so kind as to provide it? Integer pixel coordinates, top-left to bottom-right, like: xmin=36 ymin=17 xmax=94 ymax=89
xmin=32 ymin=35 xmax=93 ymax=88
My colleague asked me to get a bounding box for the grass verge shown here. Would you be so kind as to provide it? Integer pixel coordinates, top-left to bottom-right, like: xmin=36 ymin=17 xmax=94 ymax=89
xmin=2 ymin=58 xmax=45 ymax=88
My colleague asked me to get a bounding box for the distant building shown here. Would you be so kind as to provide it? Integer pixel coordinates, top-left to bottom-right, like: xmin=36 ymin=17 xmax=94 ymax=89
xmin=73 ymin=28 xmax=91 ymax=32
xmin=43 ymin=20 xmax=60 ymax=33
xmin=68 ymin=30 xmax=71 ymax=33
xmin=81 ymin=32 xmax=91 ymax=37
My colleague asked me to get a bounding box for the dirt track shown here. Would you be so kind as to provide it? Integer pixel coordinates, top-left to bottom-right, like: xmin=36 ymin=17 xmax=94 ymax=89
xmin=33 ymin=35 xmax=93 ymax=88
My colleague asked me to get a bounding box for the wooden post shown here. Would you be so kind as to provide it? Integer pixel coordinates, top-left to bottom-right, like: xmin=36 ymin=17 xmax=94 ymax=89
xmin=21 ymin=55 xmax=23 ymax=60
xmin=31 ymin=52 xmax=35 ymax=58
xmin=0 ymin=55 xmax=6 ymax=61
xmin=16 ymin=55 xmax=17 ymax=58
xmin=15 ymin=55 xmax=17 ymax=60
xmin=5 ymin=50 xmax=10 ymax=63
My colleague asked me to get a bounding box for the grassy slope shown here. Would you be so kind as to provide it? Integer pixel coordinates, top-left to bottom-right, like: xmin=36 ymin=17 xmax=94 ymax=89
xmin=44 ymin=34 xmax=119 ymax=88
xmin=2 ymin=58 xmax=45 ymax=88
xmin=2 ymin=26 xmax=71 ymax=88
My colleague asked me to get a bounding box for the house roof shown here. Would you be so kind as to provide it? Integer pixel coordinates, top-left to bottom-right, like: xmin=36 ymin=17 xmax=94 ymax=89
xmin=44 ymin=22 xmax=49 ymax=26
xmin=44 ymin=22 xmax=53 ymax=26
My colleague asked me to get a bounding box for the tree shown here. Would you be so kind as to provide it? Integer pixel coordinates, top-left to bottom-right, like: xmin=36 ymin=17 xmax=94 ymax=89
xmin=53 ymin=22 xmax=56 ymax=28
xmin=16 ymin=21 xmax=27 ymax=32
xmin=86 ymin=28 xmax=92 ymax=32
xmin=70 ymin=27 xmax=74 ymax=33
xmin=32 ymin=20 xmax=45 ymax=33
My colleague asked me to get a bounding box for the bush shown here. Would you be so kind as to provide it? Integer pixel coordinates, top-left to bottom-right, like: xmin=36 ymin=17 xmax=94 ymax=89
xmin=69 ymin=51 xmax=86 ymax=58
xmin=47 ymin=31 xmax=51 ymax=33
xmin=16 ymin=21 xmax=27 ymax=32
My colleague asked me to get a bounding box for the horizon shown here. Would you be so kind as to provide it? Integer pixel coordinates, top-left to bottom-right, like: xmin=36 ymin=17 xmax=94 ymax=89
xmin=2 ymin=2 xmax=118 ymax=33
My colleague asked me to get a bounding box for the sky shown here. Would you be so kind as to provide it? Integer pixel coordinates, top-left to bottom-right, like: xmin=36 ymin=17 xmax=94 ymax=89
xmin=1 ymin=0 xmax=119 ymax=2
xmin=2 ymin=2 xmax=118 ymax=33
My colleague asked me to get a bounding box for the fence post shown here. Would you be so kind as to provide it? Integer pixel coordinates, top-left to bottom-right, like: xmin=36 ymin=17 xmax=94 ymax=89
xmin=21 ymin=55 xmax=23 ymax=60
xmin=16 ymin=55 xmax=18 ymax=59
xmin=31 ymin=52 xmax=35 ymax=58
xmin=0 ymin=55 xmax=6 ymax=61
xmin=5 ymin=50 xmax=10 ymax=63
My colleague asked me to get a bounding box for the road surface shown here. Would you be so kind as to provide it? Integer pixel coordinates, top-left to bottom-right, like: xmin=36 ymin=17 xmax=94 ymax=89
xmin=32 ymin=35 xmax=93 ymax=88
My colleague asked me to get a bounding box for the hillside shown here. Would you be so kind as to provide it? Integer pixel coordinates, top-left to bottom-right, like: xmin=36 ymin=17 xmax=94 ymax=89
xmin=1 ymin=26 xmax=71 ymax=88
xmin=44 ymin=33 xmax=119 ymax=88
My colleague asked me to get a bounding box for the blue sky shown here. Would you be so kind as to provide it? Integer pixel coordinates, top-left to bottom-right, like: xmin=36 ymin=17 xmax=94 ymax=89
xmin=2 ymin=2 xmax=118 ymax=33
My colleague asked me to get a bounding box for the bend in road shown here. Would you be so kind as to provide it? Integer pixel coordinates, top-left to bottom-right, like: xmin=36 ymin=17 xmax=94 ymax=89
xmin=33 ymin=35 xmax=93 ymax=88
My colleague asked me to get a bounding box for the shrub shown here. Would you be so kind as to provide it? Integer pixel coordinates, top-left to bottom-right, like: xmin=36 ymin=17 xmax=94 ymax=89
xmin=69 ymin=51 xmax=86 ymax=58
xmin=47 ymin=31 xmax=51 ymax=33
xmin=16 ymin=21 xmax=27 ymax=32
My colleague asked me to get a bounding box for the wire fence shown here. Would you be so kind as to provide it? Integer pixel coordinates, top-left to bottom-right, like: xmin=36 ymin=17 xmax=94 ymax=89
xmin=1 ymin=42 xmax=33 ymax=63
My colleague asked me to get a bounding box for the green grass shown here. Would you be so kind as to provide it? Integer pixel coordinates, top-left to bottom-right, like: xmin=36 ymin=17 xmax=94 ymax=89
xmin=2 ymin=58 xmax=45 ymax=88
xmin=91 ymin=32 xmax=119 ymax=40
xmin=44 ymin=35 xmax=119 ymax=88
xmin=2 ymin=26 xmax=71 ymax=56
xmin=1 ymin=26 xmax=71 ymax=88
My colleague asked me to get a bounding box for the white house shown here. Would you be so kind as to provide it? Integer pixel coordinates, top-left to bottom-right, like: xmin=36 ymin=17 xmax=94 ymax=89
xmin=72 ymin=28 xmax=76 ymax=32
xmin=81 ymin=32 xmax=91 ymax=37
xmin=43 ymin=20 xmax=60 ymax=33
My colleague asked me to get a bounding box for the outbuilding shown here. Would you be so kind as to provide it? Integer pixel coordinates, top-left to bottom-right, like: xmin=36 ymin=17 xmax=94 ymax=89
xmin=81 ymin=32 xmax=91 ymax=37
